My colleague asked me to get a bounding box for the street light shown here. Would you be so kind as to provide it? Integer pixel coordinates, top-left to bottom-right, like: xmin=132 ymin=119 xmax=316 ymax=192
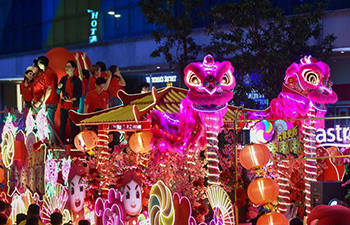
xmin=114 ymin=14 xmax=121 ymax=18
xmin=108 ymin=11 xmax=115 ymax=15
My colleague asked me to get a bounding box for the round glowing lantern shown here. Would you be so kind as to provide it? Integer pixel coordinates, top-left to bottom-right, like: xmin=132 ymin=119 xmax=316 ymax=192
xmin=129 ymin=131 xmax=153 ymax=154
xmin=239 ymin=144 xmax=271 ymax=170
xmin=257 ymin=212 xmax=288 ymax=225
xmin=74 ymin=130 xmax=98 ymax=152
xmin=247 ymin=177 xmax=279 ymax=205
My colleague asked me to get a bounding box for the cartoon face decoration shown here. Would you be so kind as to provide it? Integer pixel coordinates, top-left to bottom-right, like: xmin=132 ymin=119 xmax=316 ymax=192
xmin=69 ymin=175 xmax=86 ymax=213
xmin=284 ymin=56 xmax=338 ymax=105
xmin=122 ymin=180 xmax=142 ymax=216
xmin=184 ymin=54 xmax=236 ymax=111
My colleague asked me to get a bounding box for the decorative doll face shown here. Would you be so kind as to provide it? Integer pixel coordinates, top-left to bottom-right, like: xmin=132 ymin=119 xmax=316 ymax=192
xmin=123 ymin=180 xmax=142 ymax=216
xmin=69 ymin=175 xmax=86 ymax=212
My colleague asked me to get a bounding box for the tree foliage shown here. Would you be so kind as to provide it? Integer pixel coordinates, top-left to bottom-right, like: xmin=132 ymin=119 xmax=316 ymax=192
xmin=139 ymin=0 xmax=335 ymax=107
xmin=206 ymin=0 xmax=336 ymax=106
xmin=138 ymin=0 xmax=203 ymax=72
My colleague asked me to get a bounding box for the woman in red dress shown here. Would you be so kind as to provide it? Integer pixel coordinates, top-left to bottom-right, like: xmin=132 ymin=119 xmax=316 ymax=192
xmin=20 ymin=68 xmax=34 ymax=109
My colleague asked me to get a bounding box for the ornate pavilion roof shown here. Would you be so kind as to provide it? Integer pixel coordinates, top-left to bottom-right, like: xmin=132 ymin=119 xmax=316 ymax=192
xmin=69 ymin=86 xmax=270 ymax=130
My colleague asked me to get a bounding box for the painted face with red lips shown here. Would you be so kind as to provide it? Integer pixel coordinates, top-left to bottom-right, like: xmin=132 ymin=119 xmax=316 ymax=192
xmin=285 ymin=56 xmax=338 ymax=106
xmin=184 ymin=54 xmax=236 ymax=111
xmin=69 ymin=175 xmax=86 ymax=213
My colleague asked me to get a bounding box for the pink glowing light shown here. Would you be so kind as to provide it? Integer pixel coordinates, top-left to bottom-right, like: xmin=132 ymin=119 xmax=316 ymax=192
xmin=25 ymin=109 xmax=35 ymax=134
xmin=61 ymin=157 xmax=72 ymax=186
xmin=2 ymin=113 xmax=17 ymax=140
xmin=45 ymin=152 xmax=59 ymax=185
xmin=36 ymin=107 xmax=49 ymax=141
xmin=95 ymin=188 xmax=125 ymax=225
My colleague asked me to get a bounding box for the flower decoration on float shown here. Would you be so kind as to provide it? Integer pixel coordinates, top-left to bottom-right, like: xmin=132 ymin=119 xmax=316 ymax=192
xmin=2 ymin=113 xmax=18 ymax=139
xmin=36 ymin=106 xmax=49 ymax=141
xmin=45 ymin=151 xmax=60 ymax=196
xmin=61 ymin=157 xmax=72 ymax=186
xmin=74 ymin=130 xmax=98 ymax=155
xmin=25 ymin=109 xmax=35 ymax=134
xmin=25 ymin=109 xmax=38 ymax=155
xmin=239 ymin=143 xmax=288 ymax=225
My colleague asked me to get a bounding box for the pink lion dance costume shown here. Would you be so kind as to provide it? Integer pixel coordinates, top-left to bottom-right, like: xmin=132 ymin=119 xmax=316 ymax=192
xmin=183 ymin=54 xmax=236 ymax=186
xmin=151 ymin=54 xmax=236 ymax=186
xmin=270 ymin=56 xmax=337 ymax=214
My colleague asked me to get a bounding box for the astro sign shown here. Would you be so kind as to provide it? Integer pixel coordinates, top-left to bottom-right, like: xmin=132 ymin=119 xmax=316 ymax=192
xmin=87 ymin=9 xmax=99 ymax=43
xmin=316 ymin=125 xmax=350 ymax=148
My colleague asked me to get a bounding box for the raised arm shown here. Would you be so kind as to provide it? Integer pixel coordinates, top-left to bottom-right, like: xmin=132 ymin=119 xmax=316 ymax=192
xmin=81 ymin=52 xmax=89 ymax=71
xmin=74 ymin=53 xmax=83 ymax=81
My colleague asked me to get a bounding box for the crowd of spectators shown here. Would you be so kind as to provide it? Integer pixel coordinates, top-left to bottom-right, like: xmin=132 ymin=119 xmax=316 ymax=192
xmin=0 ymin=201 xmax=90 ymax=225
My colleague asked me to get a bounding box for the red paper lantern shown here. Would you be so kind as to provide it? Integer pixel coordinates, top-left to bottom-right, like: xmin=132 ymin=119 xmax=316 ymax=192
xmin=239 ymin=144 xmax=271 ymax=170
xmin=129 ymin=131 xmax=153 ymax=154
xmin=257 ymin=212 xmax=288 ymax=225
xmin=74 ymin=130 xmax=98 ymax=152
xmin=247 ymin=178 xmax=279 ymax=205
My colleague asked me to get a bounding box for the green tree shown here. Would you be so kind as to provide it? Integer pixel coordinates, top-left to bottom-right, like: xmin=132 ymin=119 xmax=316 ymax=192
xmin=138 ymin=0 xmax=203 ymax=86
xmin=206 ymin=0 xmax=336 ymax=107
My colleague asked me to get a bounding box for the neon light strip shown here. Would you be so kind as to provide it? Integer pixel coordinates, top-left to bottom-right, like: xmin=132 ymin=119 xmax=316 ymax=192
xmin=303 ymin=107 xmax=317 ymax=215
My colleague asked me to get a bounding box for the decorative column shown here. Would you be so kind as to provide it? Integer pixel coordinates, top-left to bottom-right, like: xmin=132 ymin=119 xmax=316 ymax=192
xmin=302 ymin=107 xmax=317 ymax=215
xmin=205 ymin=129 xmax=220 ymax=186
xmin=97 ymin=124 xmax=110 ymax=194
xmin=277 ymin=159 xmax=290 ymax=213
xmin=200 ymin=110 xmax=226 ymax=186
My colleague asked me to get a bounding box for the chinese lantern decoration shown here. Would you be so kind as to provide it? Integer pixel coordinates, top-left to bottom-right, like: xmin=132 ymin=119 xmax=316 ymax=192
xmin=257 ymin=212 xmax=288 ymax=225
xmin=74 ymin=130 xmax=98 ymax=152
xmin=239 ymin=144 xmax=271 ymax=170
xmin=247 ymin=177 xmax=279 ymax=205
xmin=240 ymin=139 xmax=288 ymax=225
xmin=129 ymin=131 xmax=153 ymax=154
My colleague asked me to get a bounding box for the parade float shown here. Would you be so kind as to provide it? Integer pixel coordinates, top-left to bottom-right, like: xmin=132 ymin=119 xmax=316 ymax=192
xmin=1 ymin=54 xmax=349 ymax=225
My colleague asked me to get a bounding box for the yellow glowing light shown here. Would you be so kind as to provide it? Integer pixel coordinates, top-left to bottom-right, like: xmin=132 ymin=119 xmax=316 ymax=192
xmin=206 ymin=185 xmax=235 ymax=225
xmin=1 ymin=131 xmax=15 ymax=168
xmin=148 ymin=181 xmax=175 ymax=225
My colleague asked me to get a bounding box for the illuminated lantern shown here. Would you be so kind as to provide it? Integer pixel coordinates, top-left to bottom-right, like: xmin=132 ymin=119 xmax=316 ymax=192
xmin=74 ymin=130 xmax=98 ymax=152
xmin=247 ymin=178 xmax=279 ymax=205
xmin=129 ymin=131 xmax=153 ymax=154
xmin=239 ymin=144 xmax=271 ymax=170
xmin=257 ymin=212 xmax=288 ymax=225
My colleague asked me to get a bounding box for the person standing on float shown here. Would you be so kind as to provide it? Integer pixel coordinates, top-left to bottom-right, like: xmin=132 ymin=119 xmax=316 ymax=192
xmin=57 ymin=60 xmax=82 ymax=145
xmin=32 ymin=56 xmax=59 ymax=145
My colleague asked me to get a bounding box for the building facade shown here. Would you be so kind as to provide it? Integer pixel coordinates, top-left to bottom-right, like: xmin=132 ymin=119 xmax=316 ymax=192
xmin=0 ymin=0 xmax=349 ymax=114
